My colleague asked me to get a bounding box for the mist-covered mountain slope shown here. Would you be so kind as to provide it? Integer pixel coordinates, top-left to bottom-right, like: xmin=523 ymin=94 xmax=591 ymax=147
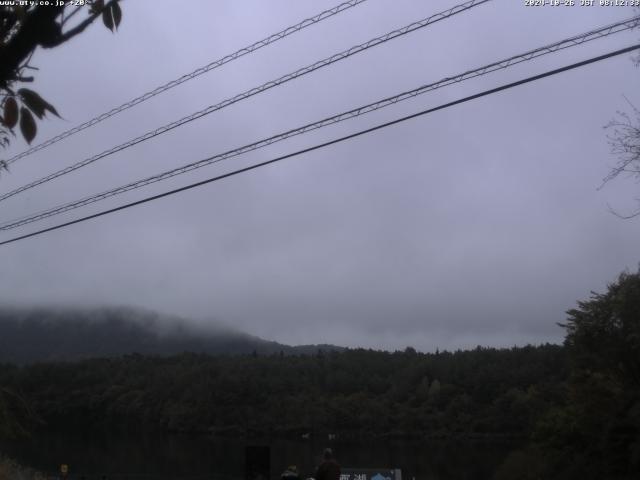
xmin=0 ymin=306 xmax=342 ymax=364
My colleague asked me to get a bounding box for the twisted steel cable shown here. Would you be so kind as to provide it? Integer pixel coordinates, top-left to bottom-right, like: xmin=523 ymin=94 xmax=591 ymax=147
xmin=1 ymin=44 xmax=638 ymax=246
xmin=3 ymin=0 xmax=370 ymax=166
xmin=1 ymin=14 xmax=638 ymax=231
xmin=0 ymin=0 xmax=492 ymax=203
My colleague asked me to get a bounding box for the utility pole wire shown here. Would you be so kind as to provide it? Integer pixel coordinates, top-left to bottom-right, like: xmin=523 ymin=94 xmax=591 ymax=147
xmin=3 ymin=0 xmax=370 ymax=166
xmin=2 ymin=15 xmax=638 ymax=231
xmin=1 ymin=43 xmax=637 ymax=248
xmin=0 ymin=0 xmax=491 ymax=203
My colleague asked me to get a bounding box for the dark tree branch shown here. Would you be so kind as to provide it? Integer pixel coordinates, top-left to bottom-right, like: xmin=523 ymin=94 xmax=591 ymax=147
xmin=60 ymin=4 xmax=83 ymax=27
xmin=0 ymin=1 xmax=119 ymax=87
xmin=51 ymin=0 xmax=119 ymax=47
xmin=0 ymin=6 xmax=64 ymax=87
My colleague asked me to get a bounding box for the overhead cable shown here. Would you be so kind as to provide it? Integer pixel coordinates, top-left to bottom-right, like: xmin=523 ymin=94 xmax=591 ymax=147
xmin=1 ymin=43 xmax=638 ymax=247
xmin=3 ymin=0 xmax=370 ymax=166
xmin=2 ymin=16 xmax=638 ymax=231
xmin=0 ymin=0 xmax=491 ymax=203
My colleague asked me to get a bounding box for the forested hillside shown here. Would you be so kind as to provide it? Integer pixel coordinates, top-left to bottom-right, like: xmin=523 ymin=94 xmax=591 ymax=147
xmin=0 ymin=306 xmax=342 ymax=363
xmin=0 ymin=345 xmax=566 ymax=437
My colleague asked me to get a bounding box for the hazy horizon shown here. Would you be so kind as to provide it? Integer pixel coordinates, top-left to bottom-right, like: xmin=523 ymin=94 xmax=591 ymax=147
xmin=0 ymin=298 xmax=577 ymax=353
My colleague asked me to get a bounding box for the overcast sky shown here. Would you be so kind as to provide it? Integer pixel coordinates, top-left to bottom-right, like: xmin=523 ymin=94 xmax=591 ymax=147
xmin=0 ymin=0 xmax=639 ymax=351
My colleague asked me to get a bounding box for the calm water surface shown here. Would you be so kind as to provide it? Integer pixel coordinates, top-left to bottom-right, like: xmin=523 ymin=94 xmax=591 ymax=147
xmin=2 ymin=431 xmax=518 ymax=480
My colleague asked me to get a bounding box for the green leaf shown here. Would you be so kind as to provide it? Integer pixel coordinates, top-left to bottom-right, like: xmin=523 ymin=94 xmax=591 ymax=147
xmin=3 ymin=97 xmax=18 ymax=129
xmin=19 ymin=107 xmax=36 ymax=144
xmin=112 ymin=2 xmax=122 ymax=29
xmin=102 ymin=6 xmax=114 ymax=32
xmin=18 ymin=88 xmax=60 ymax=119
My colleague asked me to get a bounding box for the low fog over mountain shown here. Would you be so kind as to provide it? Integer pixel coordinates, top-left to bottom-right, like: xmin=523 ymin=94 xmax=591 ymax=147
xmin=0 ymin=306 xmax=343 ymax=364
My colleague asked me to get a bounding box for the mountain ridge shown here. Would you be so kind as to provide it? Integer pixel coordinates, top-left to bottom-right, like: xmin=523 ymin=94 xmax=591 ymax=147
xmin=0 ymin=305 xmax=344 ymax=364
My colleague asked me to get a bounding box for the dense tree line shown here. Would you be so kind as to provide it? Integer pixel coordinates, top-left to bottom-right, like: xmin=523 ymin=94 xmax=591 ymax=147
xmin=529 ymin=269 xmax=639 ymax=479
xmin=0 ymin=344 xmax=566 ymax=438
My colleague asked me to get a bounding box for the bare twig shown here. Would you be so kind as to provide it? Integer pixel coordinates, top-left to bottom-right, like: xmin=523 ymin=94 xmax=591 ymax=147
xmin=601 ymin=98 xmax=640 ymax=188
xmin=607 ymin=202 xmax=640 ymax=219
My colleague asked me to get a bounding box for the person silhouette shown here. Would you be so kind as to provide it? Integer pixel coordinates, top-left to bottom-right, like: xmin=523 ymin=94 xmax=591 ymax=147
xmin=314 ymin=448 xmax=340 ymax=480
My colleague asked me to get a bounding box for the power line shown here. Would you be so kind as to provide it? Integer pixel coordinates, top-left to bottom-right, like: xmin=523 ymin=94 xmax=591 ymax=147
xmin=0 ymin=0 xmax=491 ymax=203
xmin=1 ymin=43 xmax=637 ymax=248
xmin=3 ymin=0 xmax=370 ymax=166
xmin=2 ymin=15 xmax=638 ymax=231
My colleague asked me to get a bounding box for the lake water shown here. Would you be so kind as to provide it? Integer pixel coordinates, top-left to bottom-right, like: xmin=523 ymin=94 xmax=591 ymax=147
xmin=2 ymin=431 xmax=518 ymax=480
